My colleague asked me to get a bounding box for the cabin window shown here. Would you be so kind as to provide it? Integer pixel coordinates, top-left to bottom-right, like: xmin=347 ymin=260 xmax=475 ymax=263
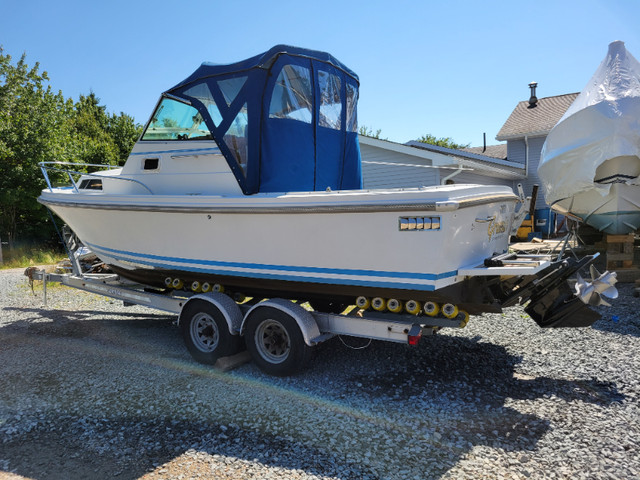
xmin=318 ymin=71 xmax=342 ymax=130
xmin=346 ymin=83 xmax=358 ymax=133
xmin=269 ymin=65 xmax=312 ymax=123
xmin=218 ymin=77 xmax=247 ymax=107
xmin=141 ymin=97 xmax=212 ymax=140
xmin=79 ymin=179 xmax=103 ymax=190
xmin=223 ymin=102 xmax=249 ymax=175
xmin=183 ymin=83 xmax=222 ymax=127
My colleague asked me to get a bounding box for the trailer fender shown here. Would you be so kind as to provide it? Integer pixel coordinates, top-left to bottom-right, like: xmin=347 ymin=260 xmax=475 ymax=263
xmin=241 ymin=299 xmax=321 ymax=347
xmin=180 ymin=292 xmax=243 ymax=335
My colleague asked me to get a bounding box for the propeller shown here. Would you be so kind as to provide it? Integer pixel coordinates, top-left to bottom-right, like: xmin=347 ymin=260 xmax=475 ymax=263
xmin=575 ymin=265 xmax=618 ymax=307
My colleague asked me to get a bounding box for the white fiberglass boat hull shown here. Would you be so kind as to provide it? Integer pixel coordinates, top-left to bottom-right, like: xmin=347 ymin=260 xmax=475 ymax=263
xmin=39 ymin=185 xmax=517 ymax=302
xmin=551 ymin=182 xmax=640 ymax=234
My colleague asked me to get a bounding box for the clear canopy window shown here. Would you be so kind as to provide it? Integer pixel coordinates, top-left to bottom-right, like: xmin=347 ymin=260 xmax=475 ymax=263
xmin=318 ymin=70 xmax=342 ymax=130
xmin=183 ymin=83 xmax=223 ymax=127
xmin=269 ymin=65 xmax=313 ymax=123
xmin=346 ymin=83 xmax=358 ymax=133
xmin=142 ymin=98 xmax=212 ymax=141
xmin=223 ymin=103 xmax=249 ymax=175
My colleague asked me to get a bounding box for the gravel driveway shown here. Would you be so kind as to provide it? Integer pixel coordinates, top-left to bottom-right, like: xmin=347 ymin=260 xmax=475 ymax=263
xmin=1 ymin=267 xmax=639 ymax=479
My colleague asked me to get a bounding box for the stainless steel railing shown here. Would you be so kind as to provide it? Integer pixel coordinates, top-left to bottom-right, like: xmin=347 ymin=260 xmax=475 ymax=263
xmin=39 ymin=162 xmax=154 ymax=194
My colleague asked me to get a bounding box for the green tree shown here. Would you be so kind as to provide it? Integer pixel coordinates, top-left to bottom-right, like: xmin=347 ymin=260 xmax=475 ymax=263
xmin=0 ymin=50 xmax=143 ymax=248
xmin=358 ymin=125 xmax=385 ymax=140
xmin=108 ymin=111 xmax=141 ymax=163
xmin=72 ymin=92 xmax=141 ymax=166
xmin=0 ymin=48 xmax=72 ymax=247
xmin=416 ymin=134 xmax=470 ymax=150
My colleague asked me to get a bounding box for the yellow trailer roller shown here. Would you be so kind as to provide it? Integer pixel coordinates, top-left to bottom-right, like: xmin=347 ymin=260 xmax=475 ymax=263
xmin=423 ymin=301 xmax=440 ymax=317
xmin=404 ymin=300 xmax=422 ymax=315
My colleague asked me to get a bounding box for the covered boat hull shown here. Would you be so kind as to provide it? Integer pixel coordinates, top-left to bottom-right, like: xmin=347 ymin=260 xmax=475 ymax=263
xmin=39 ymin=185 xmax=517 ymax=310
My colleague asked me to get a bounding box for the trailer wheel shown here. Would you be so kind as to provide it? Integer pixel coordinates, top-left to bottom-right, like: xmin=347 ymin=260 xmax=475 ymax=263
xmin=180 ymin=300 xmax=242 ymax=365
xmin=244 ymin=307 xmax=313 ymax=376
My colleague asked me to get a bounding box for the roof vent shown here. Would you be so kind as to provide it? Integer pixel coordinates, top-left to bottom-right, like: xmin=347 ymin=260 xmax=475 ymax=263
xmin=528 ymin=82 xmax=538 ymax=108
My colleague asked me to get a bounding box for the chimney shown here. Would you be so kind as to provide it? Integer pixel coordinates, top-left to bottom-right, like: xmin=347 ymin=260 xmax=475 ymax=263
xmin=528 ymin=82 xmax=538 ymax=108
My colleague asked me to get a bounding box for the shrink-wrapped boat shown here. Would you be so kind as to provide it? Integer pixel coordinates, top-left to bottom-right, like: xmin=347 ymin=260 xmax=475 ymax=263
xmin=539 ymin=40 xmax=640 ymax=234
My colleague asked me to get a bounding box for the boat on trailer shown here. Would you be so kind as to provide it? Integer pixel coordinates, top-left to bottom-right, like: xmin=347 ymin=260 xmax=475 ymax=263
xmin=37 ymin=46 xmax=618 ymax=374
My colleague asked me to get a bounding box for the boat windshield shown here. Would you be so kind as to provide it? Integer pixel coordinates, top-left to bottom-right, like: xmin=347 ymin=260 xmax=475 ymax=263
xmin=141 ymin=98 xmax=212 ymax=141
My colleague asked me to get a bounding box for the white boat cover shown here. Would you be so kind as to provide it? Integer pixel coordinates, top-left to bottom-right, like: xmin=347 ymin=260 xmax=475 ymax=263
xmin=538 ymin=40 xmax=640 ymax=205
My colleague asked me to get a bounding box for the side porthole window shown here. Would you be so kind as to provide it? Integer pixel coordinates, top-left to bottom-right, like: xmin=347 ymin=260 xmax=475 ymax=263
xmin=143 ymin=158 xmax=159 ymax=170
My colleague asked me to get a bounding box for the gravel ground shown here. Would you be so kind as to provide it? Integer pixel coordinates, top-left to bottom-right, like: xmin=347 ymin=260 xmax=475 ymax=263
xmin=0 ymin=267 xmax=639 ymax=480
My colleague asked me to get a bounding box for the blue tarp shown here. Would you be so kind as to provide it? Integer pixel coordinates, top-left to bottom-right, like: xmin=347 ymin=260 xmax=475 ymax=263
xmin=165 ymin=45 xmax=362 ymax=194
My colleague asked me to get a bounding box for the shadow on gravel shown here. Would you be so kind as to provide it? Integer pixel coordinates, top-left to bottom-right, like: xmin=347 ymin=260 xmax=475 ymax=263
xmin=345 ymin=335 xmax=625 ymax=407
xmin=319 ymin=334 xmax=626 ymax=476
xmin=1 ymin=306 xmax=177 ymax=339
xmin=0 ymin=417 xmax=370 ymax=480
xmin=0 ymin=307 xmax=627 ymax=480
xmin=2 ymin=306 xmax=174 ymax=324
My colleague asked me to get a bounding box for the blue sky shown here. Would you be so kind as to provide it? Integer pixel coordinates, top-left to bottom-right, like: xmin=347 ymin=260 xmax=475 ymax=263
xmin=2 ymin=0 xmax=639 ymax=147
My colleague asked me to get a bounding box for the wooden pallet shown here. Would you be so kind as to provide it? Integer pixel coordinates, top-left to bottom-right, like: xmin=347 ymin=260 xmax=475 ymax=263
xmin=510 ymin=237 xmax=579 ymax=254
xmin=606 ymin=234 xmax=635 ymax=269
xmin=605 ymin=234 xmax=640 ymax=282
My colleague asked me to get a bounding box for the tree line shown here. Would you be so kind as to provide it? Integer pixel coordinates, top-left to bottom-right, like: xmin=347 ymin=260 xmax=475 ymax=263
xmin=0 ymin=49 xmax=142 ymax=249
xmin=359 ymin=126 xmax=470 ymax=149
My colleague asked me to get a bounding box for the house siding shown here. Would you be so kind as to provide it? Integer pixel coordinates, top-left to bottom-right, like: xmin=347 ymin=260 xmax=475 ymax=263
xmin=360 ymin=143 xmax=438 ymax=188
xmin=507 ymin=140 xmax=526 ymax=165
xmin=512 ymin=136 xmax=548 ymax=208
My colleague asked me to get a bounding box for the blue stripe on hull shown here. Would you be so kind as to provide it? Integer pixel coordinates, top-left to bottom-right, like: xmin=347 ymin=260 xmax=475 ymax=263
xmin=86 ymin=242 xmax=458 ymax=291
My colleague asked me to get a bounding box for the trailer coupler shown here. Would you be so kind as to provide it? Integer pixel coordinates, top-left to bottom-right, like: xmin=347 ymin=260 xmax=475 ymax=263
xmin=520 ymin=254 xmax=617 ymax=328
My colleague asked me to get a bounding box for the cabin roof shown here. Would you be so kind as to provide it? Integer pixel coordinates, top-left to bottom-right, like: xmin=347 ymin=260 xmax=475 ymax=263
xmin=168 ymin=44 xmax=359 ymax=92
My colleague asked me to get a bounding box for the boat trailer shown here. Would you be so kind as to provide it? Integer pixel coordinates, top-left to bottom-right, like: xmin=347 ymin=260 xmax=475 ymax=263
xmin=25 ymin=238 xmax=616 ymax=376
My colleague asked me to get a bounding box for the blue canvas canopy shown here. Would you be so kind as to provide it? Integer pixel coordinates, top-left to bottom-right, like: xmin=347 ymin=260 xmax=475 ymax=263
xmin=163 ymin=45 xmax=362 ymax=194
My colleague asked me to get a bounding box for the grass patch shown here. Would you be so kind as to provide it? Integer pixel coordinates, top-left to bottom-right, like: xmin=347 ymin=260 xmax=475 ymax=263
xmin=0 ymin=245 xmax=67 ymax=270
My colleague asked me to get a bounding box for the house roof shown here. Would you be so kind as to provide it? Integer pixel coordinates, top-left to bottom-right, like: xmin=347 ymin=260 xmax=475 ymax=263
xmin=496 ymin=93 xmax=578 ymax=141
xmin=461 ymin=143 xmax=507 ymax=160
xmin=405 ymin=141 xmax=518 ymax=168
xmin=405 ymin=141 xmax=525 ymax=180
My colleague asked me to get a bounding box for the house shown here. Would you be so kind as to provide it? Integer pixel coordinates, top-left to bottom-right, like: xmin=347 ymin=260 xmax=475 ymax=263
xmin=358 ymin=136 xmax=525 ymax=189
xmin=359 ymin=84 xmax=578 ymax=211
xmin=495 ymin=84 xmax=579 ymax=207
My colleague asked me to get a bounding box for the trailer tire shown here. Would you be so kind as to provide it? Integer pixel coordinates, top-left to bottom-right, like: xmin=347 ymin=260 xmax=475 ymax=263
xmin=244 ymin=307 xmax=313 ymax=376
xmin=180 ymin=299 xmax=242 ymax=365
